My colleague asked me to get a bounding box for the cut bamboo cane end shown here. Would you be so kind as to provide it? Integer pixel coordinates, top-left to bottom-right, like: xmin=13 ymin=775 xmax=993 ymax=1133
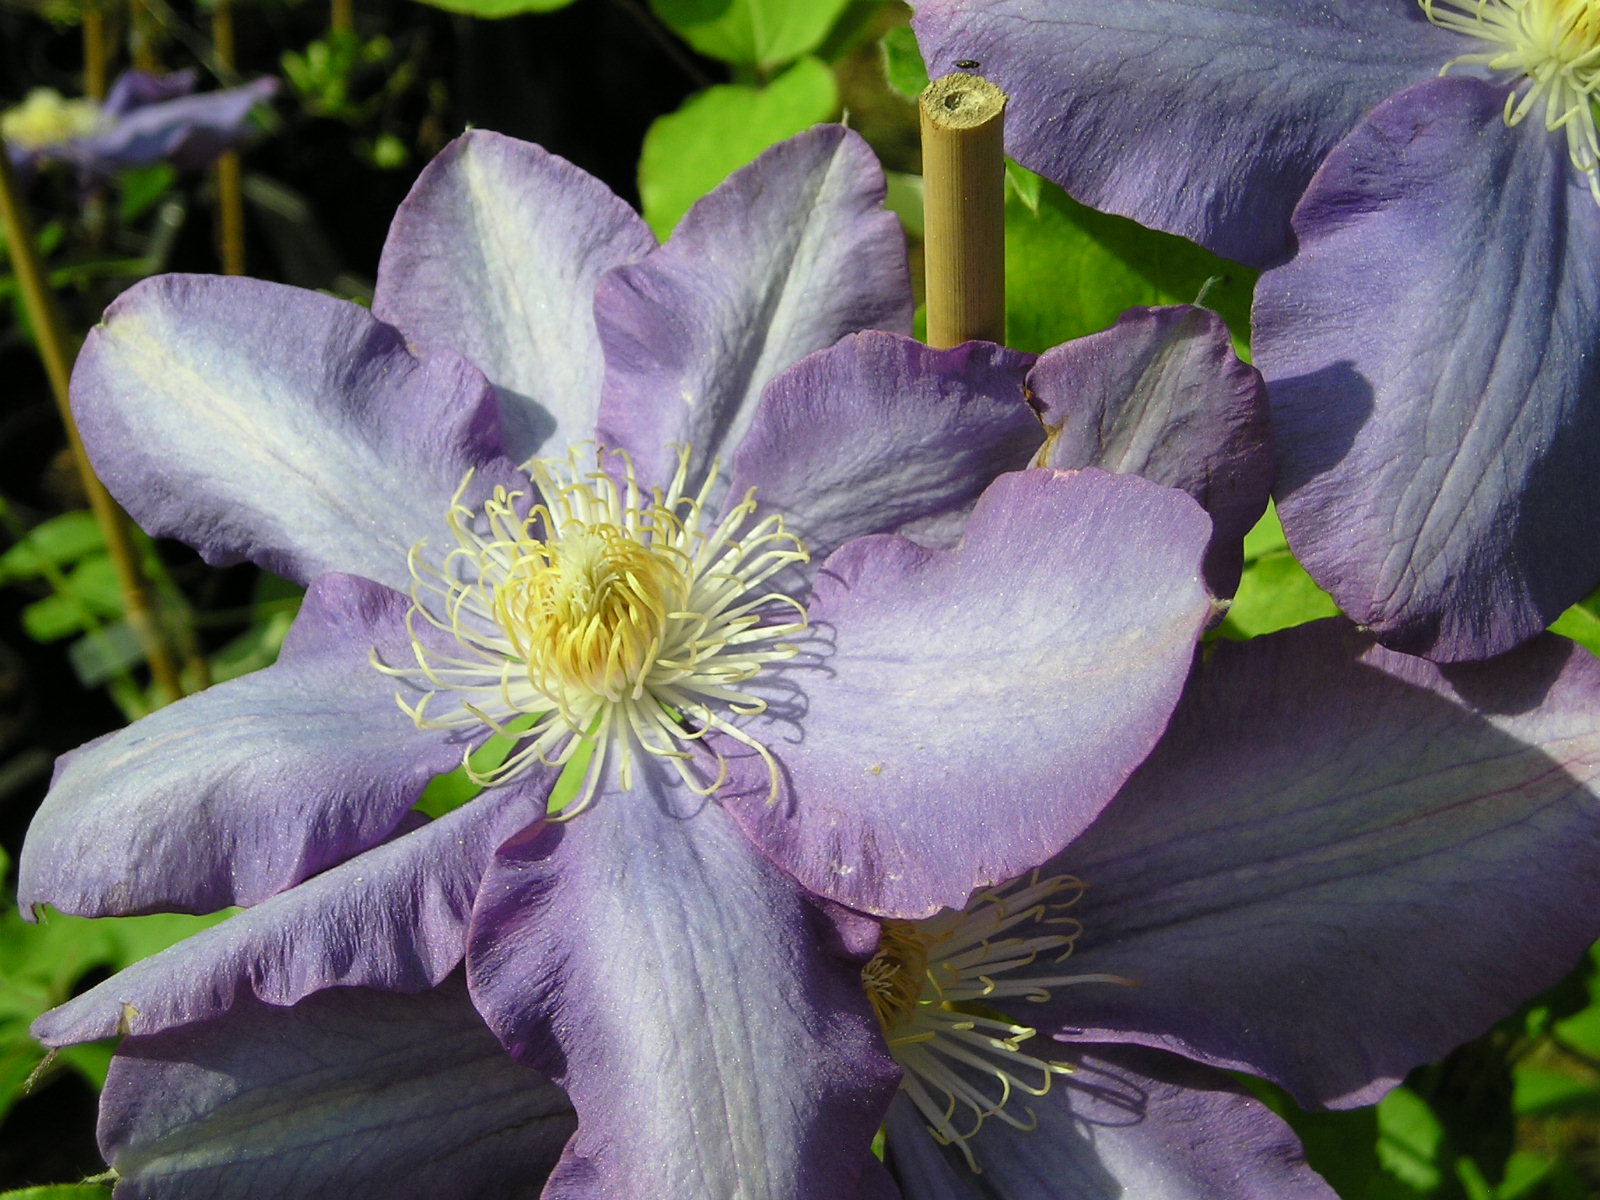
xmin=920 ymin=73 xmax=1007 ymax=133
xmin=920 ymin=73 xmax=1008 ymax=349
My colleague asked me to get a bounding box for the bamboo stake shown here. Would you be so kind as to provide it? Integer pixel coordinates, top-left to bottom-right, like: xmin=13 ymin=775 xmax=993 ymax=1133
xmin=129 ymin=0 xmax=158 ymax=71
xmin=920 ymin=72 xmax=1007 ymax=348
xmin=82 ymin=2 xmax=109 ymax=101
xmin=211 ymin=0 xmax=246 ymax=275
xmin=0 ymin=136 xmax=184 ymax=705
xmin=330 ymin=0 xmax=354 ymax=36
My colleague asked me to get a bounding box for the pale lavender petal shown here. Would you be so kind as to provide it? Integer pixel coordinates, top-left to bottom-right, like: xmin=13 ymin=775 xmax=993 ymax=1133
xmin=1047 ymin=621 xmax=1600 ymax=1108
xmin=19 ymin=574 xmax=475 ymax=916
xmin=103 ymin=69 xmax=197 ymax=115
xmin=727 ymin=331 xmax=1040 ymax=577
xmin=102 ymin=978 xmax=574 ymax=1200
xmin=71 ymin=274 xmax=524 ymax=592
xmin=467 ymin=754 xmax=898 ymax=1200
xmin=909 ymin=0 xmax=1461 ymax=265
xmin=885 ymin=1046 xmax=1331 ymax=1200
xmin=84 ymin=77 xmax=277 ymax=172
xmin=31 ymin=777 xmax=549 ymax=1047
xmin=374 ymin=131 xmax=657 ymax=462
xmin=724 ymin=468 xmax=1213 ymax=919
xmin=595 ymin=125 xmax=914 ymax=495
xmin=1258 ymin=77 xmax=1600 ymax=660
xmin=1030 ymin=305 xmax=1271 ymax=594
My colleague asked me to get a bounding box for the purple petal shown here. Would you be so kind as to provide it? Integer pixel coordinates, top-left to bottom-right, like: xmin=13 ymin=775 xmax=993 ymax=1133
xmin=101 ymin=978 xmax=574 ymax=1200
xmin=1047 ymin=621 xmax=1600 ymax=1108
xmin=373 ymin=131 xmax=657 ymax=462
xmin=31 ymin=778 xmax=549 ymax=1047
xmin=71 ymin=274 xmax=525 ymax=591
xmin=84 ymin=77 xmax=277 ymax=172
xmin=467 ymin=754 xmax=898 ymax=1200
xmin=1257 ymin=76 xmax=1600 ymax=661
xmin=1030 ymin=305 xmax=1271 ymax=595
xmin=102 ymin=69 xmax=198 ymax=115
xmin=19 ymin=575 xmax=482 ymax=916
xmin=909 ymin=0 xmax=1460 ymax=265
xmin=595 ymin=125 xmax=914 ymax=495
xmin=728 ymin=331 xmax=1040 ymax=574
xmin=724 ymin=468 xmax=1214 ymax=918
xmin=885 ymin=1046 xmax=1331 ymax=1199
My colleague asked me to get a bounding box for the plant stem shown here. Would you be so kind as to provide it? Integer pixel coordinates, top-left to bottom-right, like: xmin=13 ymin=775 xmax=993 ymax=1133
xmin=331 ymin=0 xmax=354 ymax=36
xmin=211 ymin=0 xmax=247 ymax=275
xmin=82 ymin=2 xmax=109 ymax=101
xmin=919 ymin=72 xmax=1007 ymax=348
xmin=0 ymin=134 xmax=184 ymax=705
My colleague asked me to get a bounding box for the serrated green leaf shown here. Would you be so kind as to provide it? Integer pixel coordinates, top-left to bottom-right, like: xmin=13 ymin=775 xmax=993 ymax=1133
xmin=1004 ymin=167 xmax=1255 ymax=356
xmin=0 ymin=511 xmax=104 ymax=584
xmin=880 ymin=25 xmax=929 ymax=100
xmin=407 ymin=0 xmax=575 ymax=16
xmin=638 ymin=56 xmax=838 ymax=239
xmin=650 ymin=0 xmax=851 ymax=69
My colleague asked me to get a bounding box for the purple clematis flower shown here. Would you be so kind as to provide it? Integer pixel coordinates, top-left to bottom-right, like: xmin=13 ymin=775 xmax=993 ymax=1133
xmin=910 ymin=0 xmax=1600 ymax=663
xmin=3 ymin=69 xmax=277 ymax=178
xmin=20 ymin=126 xmax=1232 ymax=1197
xmin=870 ymin=620 xmax=1600 ymax=1196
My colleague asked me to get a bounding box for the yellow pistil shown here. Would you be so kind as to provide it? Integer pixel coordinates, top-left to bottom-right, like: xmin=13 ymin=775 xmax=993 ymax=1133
xmin=374 ymin=443 xmax=808 ymax=819
xmin=1422 ymin=0 xmax=1600 ymax=202
xmin=1 ymin=89 xmax=101 ymax=151
xmin=862 ymin=872 xmax=1133 ymax=1172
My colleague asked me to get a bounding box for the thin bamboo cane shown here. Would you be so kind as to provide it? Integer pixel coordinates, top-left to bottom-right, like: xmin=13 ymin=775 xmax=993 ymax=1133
xmin=920 ymin=72 xmax=1007 ymax=349
xmin=212 ymin=0 xmax=246 ymax=275
xmin=0 ymin=136 xmax=184 ymax=705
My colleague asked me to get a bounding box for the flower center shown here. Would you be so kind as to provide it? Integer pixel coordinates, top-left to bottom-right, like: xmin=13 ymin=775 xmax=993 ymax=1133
xmin=862 ymin=872 xmax=1132 ymax=1172
xmin=1 ymin=88 xmax=101 ymax=151
xmin=375 ymin=443 xmax=808 ymax=818
xmin=1422 ymin=0 xmax=1600 ymax=202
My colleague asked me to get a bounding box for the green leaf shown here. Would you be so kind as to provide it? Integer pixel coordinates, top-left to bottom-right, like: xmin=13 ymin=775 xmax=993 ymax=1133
xmin=0 ymin=1186 xmax=114 ymax=1199
xmin=0 ymin=511 xmax=104 ymax=584
xmin=1550 ymin=586 xmax=1600 ymax=657
xmin=1375 ymin=1086 xmax=1447 ymax=1194
xmin=21 ymin=553 xmax=124 ymax=641
xmin=880 ymin=25 xmax=929 ymax=100
xmin=1004 ymin=167 xmax=1256 ymax=356
xmin=117 ymin=163 xmax=177 ymax=224
xmin=638 ymin=56 xmax=839 ymax=239
xmin=407 ymin=0 xmax=576 ymax=16
xmin=650 ymin=0 xmax=851 ymax=69
xmin=1512 ymin=1068 xmax=1600 ymax=1117
xmin=1216 ymin=504 xmax=1341 ymax=641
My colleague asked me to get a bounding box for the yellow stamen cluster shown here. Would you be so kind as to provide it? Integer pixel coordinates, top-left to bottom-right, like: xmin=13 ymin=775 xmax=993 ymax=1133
xmin=862 ymin=872 xmax=1132 ymax=1172
xmin=1422 ymin=0 xmax=1600 ymax=202
xmin=1 ymin=88 xmax=101 ymax=151
xmin=374 ymin=443 xmax=808 ymax=819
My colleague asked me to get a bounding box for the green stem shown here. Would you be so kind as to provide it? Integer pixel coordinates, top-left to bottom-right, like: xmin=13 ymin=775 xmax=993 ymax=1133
xmin=0 ymin=134 xmax=185 ymax=706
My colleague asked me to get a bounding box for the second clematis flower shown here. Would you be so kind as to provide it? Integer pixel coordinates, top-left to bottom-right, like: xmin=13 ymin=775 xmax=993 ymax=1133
xmin=910 ymin=0 xmax=1600 ymax=663
xmin=20 ymin=126 xmax=1225 ymax=1197
xmin=3 ymin=69 xmax=277 ymax=179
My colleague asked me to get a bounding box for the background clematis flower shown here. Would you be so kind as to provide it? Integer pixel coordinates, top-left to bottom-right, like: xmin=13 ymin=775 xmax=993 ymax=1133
xmin=19 ymin=126 xmax=1242 ymax=1197
xmin=870 ymin=620 xmax=1600 ymax=1197
xmin=910 ymin=0 xmax=1600 ymax=663
xmin=3 ymin=69 xmax=278 ymax=178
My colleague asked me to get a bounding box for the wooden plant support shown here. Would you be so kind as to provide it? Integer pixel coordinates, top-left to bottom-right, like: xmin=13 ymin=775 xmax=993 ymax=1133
xmin=919 ymin=71 xmax=1007 ymax=349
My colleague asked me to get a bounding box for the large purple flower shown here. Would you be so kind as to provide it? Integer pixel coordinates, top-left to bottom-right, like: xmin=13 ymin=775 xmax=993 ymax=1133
xmin=871 ymin=621 xmax=1600 ymax=1197
xmin=4 ymin=69 xmax=277 ymax=177
xmin=21 ymin=127 xmax=1225 ymax=1197
xmin=910 ymin=0 xmax=1600 ymax=663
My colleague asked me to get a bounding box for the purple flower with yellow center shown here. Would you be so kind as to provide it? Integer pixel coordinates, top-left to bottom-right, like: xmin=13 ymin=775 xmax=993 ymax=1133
xmin=856 ymin=619 xmax=1600 ymax=1197
xmin=19 ymin=125 xmax=1231 ymax=1197
xmin=911 ymin=0 xmax=1600 ymax=662
xmin=4 ymin=69 xmax=277 ymax=177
